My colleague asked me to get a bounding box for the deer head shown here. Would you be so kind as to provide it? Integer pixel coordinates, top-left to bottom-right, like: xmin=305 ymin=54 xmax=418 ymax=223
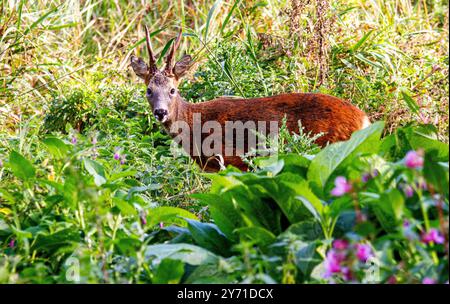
xmin=130 ymin=26 xmax=193 ymax=123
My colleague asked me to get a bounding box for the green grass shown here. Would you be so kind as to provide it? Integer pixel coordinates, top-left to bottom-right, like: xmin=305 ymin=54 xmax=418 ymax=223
xmin=0 ymin=0 xmax=448 ymax=283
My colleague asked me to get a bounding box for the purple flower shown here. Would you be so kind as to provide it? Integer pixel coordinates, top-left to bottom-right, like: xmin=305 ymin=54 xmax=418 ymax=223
xmin=140 ymin=213 xmax=147 ymax=226
xmin=333 ymin=239 xmax=349 ymax=250
xmin=422 ymin=277 xmax=436 ymax=284
xmin=331 ymin=176 xmax=353 ymax=197
xmin=114 ymin=152 xmax=120 ymax=160
xmin=404 ymin=150 xmax=424 ymax=169
xmin=355 ymin=243 xmax=373 ymax=263
xmin=421 ymin=229 xmax=445 ymax=245
xmin=120 ymin=155 xmax=126 ymax=165
xmin=159 ymin=222 xmax=164 ymax=229
xmin=403 ymin=185 xmax=414 ymax=198
xmin=323 ymin=250 xmax=342 ymax=278
xmin=361 ymin=173 xmax=371 ymax=183
xmin=71 ymin=137 xmax=77 ymax=145
xmin=9 ymin=239 xmax=15 ymax=248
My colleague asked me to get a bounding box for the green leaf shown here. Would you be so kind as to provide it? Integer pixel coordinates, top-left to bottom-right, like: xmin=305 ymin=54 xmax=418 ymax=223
xmin=285 ymin=221 xmax=324 ymax=241
xmin=83 ymin=158 xmax=106 ymax=186
xmin=146 ymin=207 xmax=198 ymax=228
xmin=113 ymin=198 xmax=137 ymax=216
xmin=8 ymin=150 xmax=35 ymax=180
xmin=42 ymin=137 xmax=70 ymax=159
xmin=192 ymin=193 xmax=244 ymax=241
xmin=235 ymin=226 xmax=276 ymax=246
xmin=351 ymin=30 xmax=374 ymax=52
xmin=423 ymin=152 xmax=449 ymax=196
xmin=185 ymin=219 xmax=232 ymax=256
xmin=401 ymin=90 xmax=420 ymax=115
xmin=372 ymin=189 xmax=404 ymax=232
xmin=403 ymin=125 xmax=449 ymax=161
xmin=204 ymin=0 xmax=222 ymax=41
xmin=295 ymin=242 xmax=320 ymax=276
xmin=307 ymin=121 xmax=385 ymax=191
xmin=32 ymin=228 xmax=81 ymax=253
xmin=152 ymin=259 xmax=185 ymax=284
xmin=145 ymin=243 xmax=218 ymax=266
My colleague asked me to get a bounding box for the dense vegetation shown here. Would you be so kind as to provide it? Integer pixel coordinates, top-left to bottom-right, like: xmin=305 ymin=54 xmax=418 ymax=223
xmin=0 ymin=0 xmax=448 ymax=283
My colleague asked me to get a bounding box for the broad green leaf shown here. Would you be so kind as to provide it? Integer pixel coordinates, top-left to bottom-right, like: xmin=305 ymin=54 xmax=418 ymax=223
xmin=403 ymin=125 xmax=449 ymax=161
xmin=272 ymin=174 xmax=321 ymax=223
xmin=42 ymin=137 xmax=70 ymax=159
xmin=152 ymin=259 xmax=185 ymax=284
xmin=32 ymin=228 xmax=81 ymax=253
xmin=146 ymin=206 xmax=197 ymax=228
xmin=83 ymin=158 xmax=106 ymax=186
xmin=235 ymin=226 xmax=276 ymax=246
xmin=307 ymin=121 xmax=384 ymax=191
xmin=294 ymin=241 xmax=320 ymax=276
xmin=192 ymin=193 xmax=243 ymax=241
xmin=185 ymin=219 xmax=232 ymax=256
xmin=8 ymin=150 xmax=35 ymax=180
xmin=372 ymin=189 xmax=404 ymax=232
xmin=423 ymin=152 xmax=449 ymax=196
xmin=145 ymin=243 xmax=218 ymax=266
xmin=285 ymin=221 xmax=324 ymax=241
xmin=113 ymin=197 xmax=137 ymax=216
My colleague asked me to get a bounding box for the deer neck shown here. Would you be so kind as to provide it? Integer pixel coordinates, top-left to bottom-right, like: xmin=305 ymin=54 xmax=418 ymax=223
xmin=163 ymin=95 xmax=192 ymax=132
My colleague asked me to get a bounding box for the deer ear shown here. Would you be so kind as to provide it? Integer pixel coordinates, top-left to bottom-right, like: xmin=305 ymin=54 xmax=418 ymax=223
xmin=130 ymin=55 xmax=149 ymax=80
xmin=173 ymin=55 xmax=193 ymax=79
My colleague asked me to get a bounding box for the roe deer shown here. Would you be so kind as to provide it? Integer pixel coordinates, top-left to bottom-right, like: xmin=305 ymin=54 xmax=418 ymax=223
xmin=130 ymin=27 xmax=370 ymax=172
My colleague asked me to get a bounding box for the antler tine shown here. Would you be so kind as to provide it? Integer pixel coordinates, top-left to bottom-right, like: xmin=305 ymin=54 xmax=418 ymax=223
xmin=164 ymin=28 xmax=183 ymax=75
xmin=144 ymin=25 xmax=157 ymax=72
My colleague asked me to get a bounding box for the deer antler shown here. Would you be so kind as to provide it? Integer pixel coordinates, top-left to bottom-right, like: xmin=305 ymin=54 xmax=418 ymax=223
xmin=144 ymin=25 xmax=157 ymax=73
xmin=164 ymin=29 xmax=183 ymax=76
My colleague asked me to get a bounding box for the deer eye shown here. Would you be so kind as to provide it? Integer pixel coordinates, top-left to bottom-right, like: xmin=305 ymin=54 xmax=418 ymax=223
xmin=170 ymin=88 xmax=176 ymax=95
xmin=146 ymin=88 xmax=152 ymax=96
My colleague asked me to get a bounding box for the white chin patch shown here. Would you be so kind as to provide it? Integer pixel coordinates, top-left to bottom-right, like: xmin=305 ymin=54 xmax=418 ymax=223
xmin=160 ymin=116 xmax=168 ymax=123
xmin=362 ymin=116 xmax=371 ymax=129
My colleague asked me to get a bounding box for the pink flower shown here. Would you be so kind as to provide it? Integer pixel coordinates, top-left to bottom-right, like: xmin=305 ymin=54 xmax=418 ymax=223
xmin=331 ymin=176 xmax=352 ymax=197
xmin=323 ymin=250 xmax=342 ymax=278
xmin=403 ymin=185 xmax=414 ymax=198
xmin=71 ymin=137 xmax=77 ymax=145
xmin=422 ymin=277 xmax=436 ymax=284
xmin=404 ymin=150 xmax=424 ymax=169
xmin=355 ymin=243 xmax=373 ymax=263
xmin=0 ymin=159 xmax=3 ymax=168
xmin=140 ymin=211 xmax=147 ymax=226
xmin=159 ymin=222 xmax=164 ymax=229
xmin=387 ymin=276 xmax=397 ymax=284
xmin=9 ymin=239 xmax=15 ymax=248
xmin=341 ymin=267 xmax=353 ymax=281
xmin=333 ymin=239 xmax=349 ymax=250
xmin=421 ymin=229 xmax=445 ymax=245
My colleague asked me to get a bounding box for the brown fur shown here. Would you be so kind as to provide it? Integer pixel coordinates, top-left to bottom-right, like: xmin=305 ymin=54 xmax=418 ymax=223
xmin=164 ymin=93 xmax=369 ymax=172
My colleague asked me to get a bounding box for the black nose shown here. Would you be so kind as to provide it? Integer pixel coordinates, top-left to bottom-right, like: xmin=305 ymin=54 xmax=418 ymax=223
xmin=154 ymin=109 xmax=168 ymax=121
